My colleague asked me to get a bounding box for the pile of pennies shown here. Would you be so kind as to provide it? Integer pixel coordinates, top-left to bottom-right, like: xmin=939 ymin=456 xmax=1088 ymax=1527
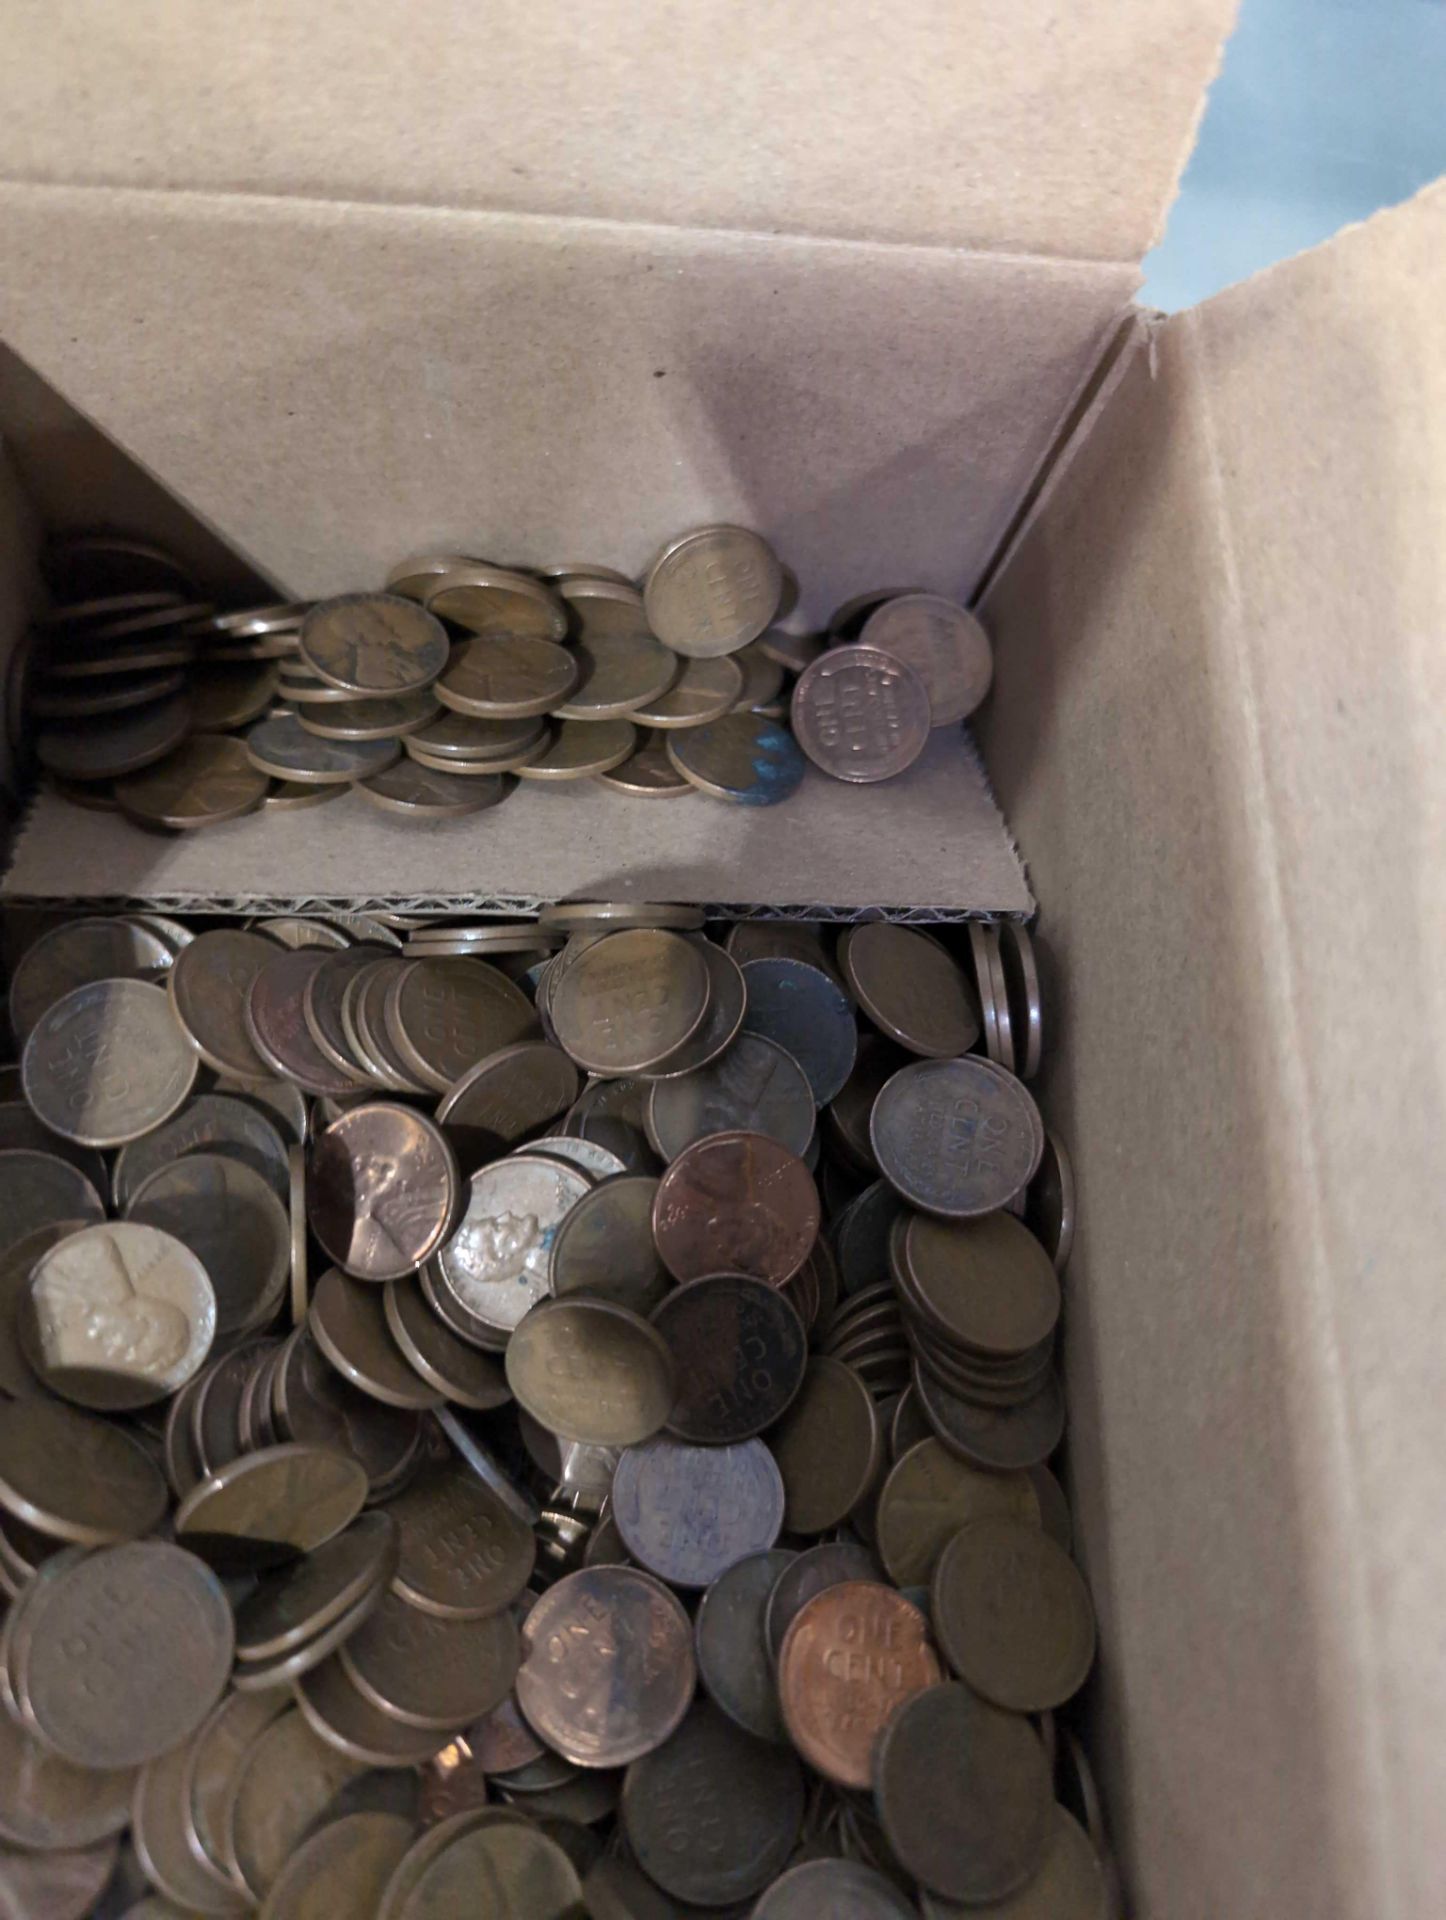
xmin=0 ymin=899 xmax=1113 ymax=1920
xmin=19 ymin=531 xmax=994 ymax=823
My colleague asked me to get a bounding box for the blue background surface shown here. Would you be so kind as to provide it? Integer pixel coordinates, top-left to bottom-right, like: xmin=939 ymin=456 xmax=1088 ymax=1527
xmin=1142 ymin=0 xmax=1446 ymax=310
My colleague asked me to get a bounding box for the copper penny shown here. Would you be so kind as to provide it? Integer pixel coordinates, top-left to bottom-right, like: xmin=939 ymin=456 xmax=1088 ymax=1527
xmin=309 ymin=1102 xmax=461 ymax=1282
xmin=0 ymin=1396 xmax=167 ymax=1546
xmin=0 ymin=1151 xmax=104 ymax=1261
xmin=294 ymin=1655 xmax=459 ymax=1766
xmin=180 ymin=1689 xmax=290 ymax=1896
xmin=694 ymin=1547 xmax=797 ymax=1742
xmin=875 ymin=1682 xmax=1052 ymax=1904
xmin=876 ymin=1438 xmax=1040 ymax=1587
xmin=505 ymin=1298 xmax=675 ymax=1448
xmin=930 ymin=1516 xmax=1096 ymax=1712
xmin=340 ymin=1587 xmax=519 ymax=1730
xmin=652 ymin=1130 xmax=819 ymax=1285
xmin=0 ymin=1837 xmax=121 ymax=1920
xmin=435 ymin=632 xmax=579 ymax=718
xmin=912 ymin=1359 xmax=1067 ymax=1473
xmin=738 ymin=956 xmax=859 ymax=1106
xmin=769 ymin=1355 xmax=882 ymax=1534
xmin=383 ymin=957 xmax=536 ymax=1094
xmin=131 ymin=1736 xmax=249 ymax=1916
xmin=167 ymin=929 xmax=280 ymax=1080
xmin=871 ymin=1057 xmax=1044 ymax=1217
xmin=651 ymin=1273 xmax=807 ymax=1443
xmin=8 ymin=915 xmax=173 ymax=1041
xmin=610 ymin=1435 xmax=785 ymax=1588
xmin=839 ymin=922 xmax=981 ymax=1058
xmin=899 ymin=1210 xmax=1061 ymax=1357
xmin=643 ymin=525 xmax=782 ymax=658
xmin=225 ymin=1708 xmax=365 ymax=1899
xmin=640 ymin=938 xmax=747 ymax=1078
xmin=776 ymin=1580 xmax=941 ymax=1789
xmin=18 ymin=1542 xmax=233 ymax=1768
xmin=858 ymin=593 xmax=994 ymax=726
xmin=753 ymin=1858 xmax=919 ymax=1919
xmin=382 ymin=1279 xmax=512 ymax=1410
xmin=548 ymin=929 xmax=709 ymax=1075
xmin=245 ymin=949 xmax=369 ymax=1096
xmin=175 ymin=1442 xmax=368 ymax=1572
xmin=299 ymin=592 xmax=450 ymax=694
xmin=273 ymin=1326 xmax=423 ymax=1494
xmin=22 ymin=979 xmax=198 ymax=1148
xmin=0 ymin=1705 xmax=134 ymax=1850
xmin=425 ymin=564 xmax=569 ymax=639
xmin=763 ymin=1540 xmax=883 ymax=1661
xmin=645 ymin=1031 xmax=814 ymax=1162
xmin=434 ymin=1040 xmax=579 ymax=1172
xmin=309 ymin=1266 xmax=444 ymax=1411
xmin=386 ymin=1467 xmax=536 ymax=1620
xmin=111 ymin=1091 xmax=290 ymax=1209
xmin=546 ymin=1174 xmax=669 ymax=1315
xmin=664 ymin=711 xmax=807 ymax=805
xmin=791 ymin=647 xmax=931 ymax=784
xmin=126 ymin=1153 xmax=289 ymax=1340
xmin=515 ymin=1567 xmax=694 ymax=1767
xmin=254 ymin=1810 xmax=415 ymax=1920
xmin=234 ymin=1513 xmax=399 ymax=1661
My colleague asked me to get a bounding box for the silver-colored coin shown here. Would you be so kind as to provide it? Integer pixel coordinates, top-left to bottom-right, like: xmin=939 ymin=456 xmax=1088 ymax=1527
xmin=435 ymin=1154 xmax=590 ymax=1335
xmin=22 ymin=980 xmax=198 ymax=1147
xmin=298 ymin=593 xmax=450 ymax=695
xmin=611 ymin=1435 xmax=785 ymax=1589
xmin=858 ymin=593 xmax=994 ymax=726
xmin=125 ymin=1154 xmax=290 ymax=1340
xmin=295 ymin=688 xmax=440 ymax=741
xmin=643 ymin=526 xmax=783 ymax=658
xmin=8 ymin=916 xmax=174 ymax=1042
xmin=739 ymin=956 xmax=859 ymax=1105
xmin=791 ymin=645 xmax=931 ymax=783
xmin=527 ymin=1135 xmax=625 ymax=1180
xmin=645 ymin=1031 xmax=814 ymax=1161
xmin=112 ymin=1093 xmax=290 ymax=1208
xmin=244 ymin=713 xmax=401 ymax=784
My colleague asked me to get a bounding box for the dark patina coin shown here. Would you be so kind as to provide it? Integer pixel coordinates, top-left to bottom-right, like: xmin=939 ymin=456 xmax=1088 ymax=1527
xmin=650 ymin=1274 xmax=807 ymax=1443
xmin=739 ymin=957 xmax=859 ymax=1106
xmin=694 ymin=1548 xmax=797 ymax=1743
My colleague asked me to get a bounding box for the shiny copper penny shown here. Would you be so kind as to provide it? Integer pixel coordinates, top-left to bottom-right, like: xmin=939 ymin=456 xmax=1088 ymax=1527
xmin=791 ymin=647 xmax=931 ymax=784
xmin=652 ymin=1130 xmax=819 ymax=1285
xmin=651 ymin=1273 xmax=806 ymax=1443
xmin=875 ymin=1682 xmax=1052 ymax=1905
xmin=776 ymin=1581 xmax=941 ymax=1789
xmin=548 ymin=929 xmax=709 ymax=1075
xmin=505 ymin=1298 xmax=675 ymax=1448
xmin=515 ymin=1567 xmax=694 ymax=1767
xmin=309 ymin=1102 xmax=461 ymax=1282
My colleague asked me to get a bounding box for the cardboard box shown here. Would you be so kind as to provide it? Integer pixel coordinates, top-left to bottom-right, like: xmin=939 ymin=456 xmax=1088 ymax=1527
xmin=0 ymin=5 xmax=1442 ymax=1914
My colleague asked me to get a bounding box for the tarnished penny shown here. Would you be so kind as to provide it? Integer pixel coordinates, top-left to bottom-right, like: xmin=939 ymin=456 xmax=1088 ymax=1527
xmin=917 ymin=1806 xmax=1110 ymax=1920
xmin=0 ymin=1222 xmax=93 ymax=1399
xmin=621 ymin=1701 xmax=804 ymax=1906
xmin=176 ymin=1443 xmax=368 ymax=1571
xmin=293 ymin=1654 xmax=455 ymax=1765
xmin=627 ymin=651 xmax=744 ymax=728
xmin=309 ymin=1103 xmax=461 ymax=1282
xmin=115 ymin=733 xmax=269 ymax=829
xmin=645 ymin=1031 xmax=814 ymax=1161
xmin=383 ymin=1280 xmax=511 ymax=1410
xmin=235 ymin=1513 xmax=399 ymax=1661
xmin=126 ymin=1154 xmax=290 ymax=1339
xmin=505 ymin=1298 xmax=674 ymax=1448
xmin=0 ymin=1396 xmax=167 ymax=1545
xmin=694 ymin=1548 xmax=796 ymax=1741
xmin=877 ymin=1439 xmax=1041 ymax=1587
xmin=0 ymin=1837 xmax=121 ymax=1920
xmin=611 ymin=1435 xmax=785 ymax=1588
xmin=839 ymin=923 xmax=980 ymax=1058
xmin=435 ymin=632 xmax=578 ymax=718
xmin=763 ymin=1539 xmax=883 ymax=1661
xmin=245 ymin=949 xmax=369 ymax=1096
xmin=384 ymin=957 xmax=535 ymax=1094
xmin=21 ymin=1220 xmax=216 ymax=1410
xmin=310 ymin=1267 xmax=444 ymax=1410
xmin=388 ymin=1810 xmax=581 ymax=1917
xmin=386 ymin=553 xmax=477 ymax=599
xmin=168 ymin=930 xmax=280 ymax=1079
xmin=23 ymin=979 xmax=198 ymax=1147
xmin=226 ymin=1708 xmax=365 ymax=1899
xmin=739 ymin=956 xmax=859 ymax=1104
xmin=294 ymin=688 xmax=438 ymax=740
xmin=299 ymin=593 xmax=450 ymax=694
xmin=665 ymin=712 xmax=807 ymax=805
xmin=181 ymin=1690 xmax=291 ymax=1896
xmin=561 ymin=1076 xmax=657 ymax=1173
xmin=753 ymin=1857 xmax=920 ymax=1919
xmin=435 ymin=1153 xmax=590 ymax=1335
xmin=255 ymin=1810 xmax=415 ymax=1920
xmin=8 ymin=916 xmax=173 ymax=1042
xmin=131 ymin=1738 xmax=248 ymax=1916
xmin=552 ymin=629 xmax=678 ymax=721
xmin=187 ymin=658 xmax=280 ymax=729
xmin=858 ymin=593 xmax=994 ymax=726
xmin=651 ymin=1274 xmax=806 ymax=1442
xmin=871 ymin=1058 xmax=1044 ymax=1217
xmin=516 ymin=1567 xmax=694 ymax=1767
xmin=776 ymin=1581 xmax=940 ymax=1789
xmin=357 ymin=758 xmax=509 ymax=817
xmin=112 ymin=1092 xmax=290 ymax=1208
xmin=245 ymin=713 xmax=401 ymax=784
xmin=386 ymin=1468 xmax=536 ymax=1620
xmin=1026 ymin=1132 xmax=1076 ymax=1275
xmin=913 ymin=1360 xmax=1066 ymax=1473
xmin=0 ymin=1150 xmax=104 ymax=1259
xmin=273 ymin=1326 xmax=423 ymax=1494
xmin=548 ymin=929 xmax=708 ymax=1075
xmin=36 ymin=687 xmax=191 ymax=781
xmin=900 ymin=1210 xmax=1061 ymax=1356
xmin=652 ymin=1130 xmax=819 ymax=1285
xmin=404 ymin=709 xmax=545 ymax=765
xmin=425 ymin=565 xmax=569 ymax=639
xmin=511 ymin=717 xmax=634 ymax=781
xmin=770 ymin=1356 xmax=881 ymax=1533
xmin=300 ymin=946 xmax=386 ymax=1078
xmin=594 ymin=732 xmax=693 ymax=797
xmin=791 ymin=647 xmax=930 ymax=783
xmin=546 ymin=1174 xmax=668 ymax=1314
xmin=0 ymin=1707 xmax=134 ymax=1850
xmin=639 ymin=938 xmax=747 ymax=1078
xmin=19 ymin=1542 xmax=232 ymax=1768
xmin=340 ymin=1588 xmax=518 ymax=1729
xmin=344 ymin=962 xmax=431 ymax=1094
xmin=875 ymin=1682 xmax=1052 ymax=1904
xmin=931 ymin=1517 xmax=1096 ymax=1711
xmin=643 ymin=526 xmax=782 ymax=658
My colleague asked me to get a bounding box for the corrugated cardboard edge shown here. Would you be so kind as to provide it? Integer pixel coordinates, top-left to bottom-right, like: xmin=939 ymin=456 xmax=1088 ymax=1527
xmin=980 ymin=177 xmax=1446 ymax=1920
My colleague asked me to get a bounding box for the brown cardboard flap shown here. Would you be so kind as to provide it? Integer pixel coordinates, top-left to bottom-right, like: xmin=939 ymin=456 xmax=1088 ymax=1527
xmin=979 ymin=178 xmax=1446 ymax=1919
xmin=2 ymin=730 xmax=1032 ymax=919
xmin=0 ymin=0 xmax=1237 ymax=260
xmin=0 ymin=186 xmax=1134 ymax=614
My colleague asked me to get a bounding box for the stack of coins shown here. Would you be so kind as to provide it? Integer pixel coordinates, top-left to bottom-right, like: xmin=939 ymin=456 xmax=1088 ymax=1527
xmin=0 ymin=901 xmax=1112 ymax=1919
xmin=18 ymin=530 xmax=995 ymax=825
